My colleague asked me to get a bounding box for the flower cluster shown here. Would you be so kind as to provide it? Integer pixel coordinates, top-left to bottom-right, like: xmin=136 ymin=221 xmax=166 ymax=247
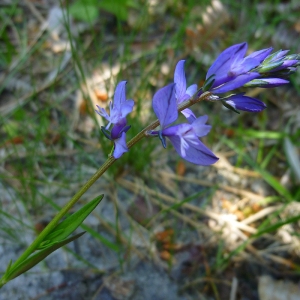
xmin=96 ymin=43 xmax=299 ymax=165
xmin=150 ymin=82 xmax=218 ymax=165
xmin=202 ymin=42 xmax=300 ymax=112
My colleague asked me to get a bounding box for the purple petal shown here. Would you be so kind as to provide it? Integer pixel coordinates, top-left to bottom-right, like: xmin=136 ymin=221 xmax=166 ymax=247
xmin=111 ymin=118 xmax=127 ymax=139
xmin=186 ymin=84 xmax=198 ymax=97
xmin=113 ymin=132 xmax=128 ymax=158
xmin=212 ymin=72 xmax=259 ymax=94
xmin=181 ymin=108 xmax=196 ymax=122
xmin=206 ymin=43 xmax=248 ymax=80
xmin=230 ymin=57 xmax=260 ymax=76
xmin=120 ymin=99 xmax=134 ymax=118
xmin=245 ymin=78 xmax=289 ymax=88
xmin=270 ymin=60 xmax=299 ymax=72
xmin=152 ymin=83 xmax=177 ymax=129
xmin=96 ymin=105 xmax=110 ymax=121
xmin=246 ymin=47 xmax=273 ymax=62
xmin=162 ymin=123 xmax=190 ymax=137
xmin=225 ymin=94 xmax=266 ymax=112
xmin=174 ymin=60 xmax=187 ymax=101
xmin=269 ymin=50 xmax=289 ymax=62
xmin=167 ymin=134 xmax=218 ymax=165
xmin=113 ymin=81 xmax=127 ymax=109
xmin=162 ymin=123 xmax=218 ymax=165
xmin=190 ymin=115 xmax=212 ymax=137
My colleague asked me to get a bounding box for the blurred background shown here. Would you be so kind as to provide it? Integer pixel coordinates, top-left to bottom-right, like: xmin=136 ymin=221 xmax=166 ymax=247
xmin=0 ymin=0 xmax=300 ymax=299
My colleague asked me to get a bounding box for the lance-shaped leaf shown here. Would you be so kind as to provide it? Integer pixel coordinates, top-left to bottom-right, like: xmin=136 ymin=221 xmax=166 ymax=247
xmin=38 ymin=195 xmax=103 ymax=249
xmin=3 ymin=232 xmax=85 ymax=283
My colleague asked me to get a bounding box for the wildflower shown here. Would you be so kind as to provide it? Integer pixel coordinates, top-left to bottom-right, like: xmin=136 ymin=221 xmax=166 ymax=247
xmin=202 ymin=44 xmax=300 ymax=113
xmin=96 ymin=81 xmax=134 ymax=158
xmin=151 ymin=84 xmax=218 ymax=165
xmin=96 ymin=81 xmax=134 ymax=129
xmin=174 ymin=60 xmax=197 ymax=121
xmin=206 ymin=42 xmax=271 ymax=94
xmin=205 ymin=44 xmax=300 ymax=93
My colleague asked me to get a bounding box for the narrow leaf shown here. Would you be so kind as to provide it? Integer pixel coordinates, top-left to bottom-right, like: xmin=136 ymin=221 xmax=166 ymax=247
xmin=38 ymin=195 xmax=103 ymax=249
xmin=5 ymin=232 xmax=85 ymax=281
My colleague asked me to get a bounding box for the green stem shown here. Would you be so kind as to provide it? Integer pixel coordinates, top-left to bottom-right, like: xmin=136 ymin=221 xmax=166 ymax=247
xmin=2 ymin=90 xmax=211 ymax=285
xmin=4 ymin=156 xmax=116 ymax=279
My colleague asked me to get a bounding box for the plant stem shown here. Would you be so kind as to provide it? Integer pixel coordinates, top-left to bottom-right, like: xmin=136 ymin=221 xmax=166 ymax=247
xmin=1 ymin=90 xmax=211 ymax=285
xmin=4 ymin=157 xmax=116 ymax=281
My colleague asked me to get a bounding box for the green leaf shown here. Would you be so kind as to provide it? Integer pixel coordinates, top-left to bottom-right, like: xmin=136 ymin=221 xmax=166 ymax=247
xmin=98 ymin=0 xmax=129 ymax=20
xmin=69 ymin=0 xmax=99 ymax=23
xmin=38 ymin=195 xmax=103 ymax=249
xmin=4 ymin=232 xmax=85 ymax=282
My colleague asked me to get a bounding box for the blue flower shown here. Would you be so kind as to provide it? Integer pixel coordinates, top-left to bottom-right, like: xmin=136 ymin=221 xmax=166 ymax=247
xmin=206 ymin=42 xmax=271 ymax=94
xmin=205 ymin=44 xmax=299 ymax=93
xmin=151 ymin=84 xmax=218 ymax=165
xmin=96 ymin=81 xmax=134 ymax=158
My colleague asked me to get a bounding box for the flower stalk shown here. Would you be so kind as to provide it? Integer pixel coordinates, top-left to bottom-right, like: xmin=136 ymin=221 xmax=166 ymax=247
xmin=2 ymin=42 xmax=299 ymax=287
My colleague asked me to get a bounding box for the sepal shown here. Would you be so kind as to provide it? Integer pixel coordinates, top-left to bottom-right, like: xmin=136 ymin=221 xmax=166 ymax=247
xmin=221 ymin=100 xmax=240 ymax=114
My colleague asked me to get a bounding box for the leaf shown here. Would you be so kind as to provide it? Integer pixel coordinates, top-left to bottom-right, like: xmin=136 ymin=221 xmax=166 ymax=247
xmin=99 ymin=3 xmax=127 ymax=20
xmin=69 ymin=0 xmax=99 ymax=23
xmin=4 ymin=232 xmax=85 ymax=282
xmin=98 ymin=0 xmax=132 ymax=21
xmin=38 ymin=195 xmax=103 ymax=249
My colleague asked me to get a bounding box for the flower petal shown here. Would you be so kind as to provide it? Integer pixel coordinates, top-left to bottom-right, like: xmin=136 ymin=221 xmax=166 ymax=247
xmin=174 ymin=60 xmax=187 ymax=101
xmin=212 ymin=72 xmax=259 ymax=94
xmin=186 ymin=84 xmax=198 ymax=97
xmin=120 ymin=99 xmax=134 ymax=118
xmin=111 ymin=118 xmax=128 ymax=139
xmin=225 ymin=94 xmax=266 ymax=112
xmin=246 ymin=47 xmax=273 ymax=62
xmin=244 ymin=78 xmax=289 ymax=88
xmin=181 ymin=108 xmax=196 ymax=123
xmin=206 ymin=43 xmax=247 ymax=81
xmin=152 ymin=83 xmax=177 ymax=129
xmin=230 ymin=57 xmax=260 ymax=76
xmin=113 ymin=81 xmax=127 ymax=109
xmin=167 ymin=134 xmax=218 ymax=165
xmin=95 ymin=105 xmax=110 ymax=121
xmin=270 ymin=60 xmax=299 ymax=72
xmin=113 ymin=132 xmax=128 ymax=158
xmin=190 ymin=115 xmax=212 ymax=137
